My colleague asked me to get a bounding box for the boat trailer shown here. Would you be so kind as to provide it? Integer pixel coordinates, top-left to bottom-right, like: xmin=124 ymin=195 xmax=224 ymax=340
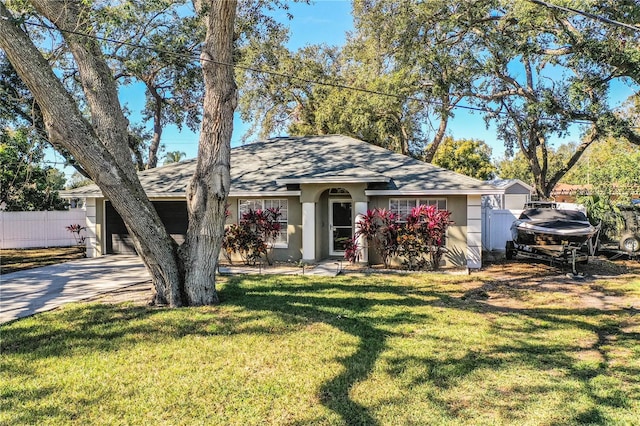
xmin=505 ymin=226 xmax=601 ymax=275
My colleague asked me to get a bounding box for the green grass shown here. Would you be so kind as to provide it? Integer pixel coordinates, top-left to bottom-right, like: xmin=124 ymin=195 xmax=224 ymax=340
xmin=1 ymin=272 xmax=639 ymax=425
xmin=1 ymin=247 xmax=85 ymax=274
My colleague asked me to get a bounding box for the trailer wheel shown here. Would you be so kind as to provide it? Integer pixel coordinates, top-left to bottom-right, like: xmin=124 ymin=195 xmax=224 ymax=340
xmin=506 ymin=241 xmax=516 ymax=260
xmin=620 ymin=234 xmax=640 ymax=253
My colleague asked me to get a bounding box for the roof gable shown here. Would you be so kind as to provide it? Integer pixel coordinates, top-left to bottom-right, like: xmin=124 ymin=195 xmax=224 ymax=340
xmin=486 ymin=178 xmax=534 ymax=193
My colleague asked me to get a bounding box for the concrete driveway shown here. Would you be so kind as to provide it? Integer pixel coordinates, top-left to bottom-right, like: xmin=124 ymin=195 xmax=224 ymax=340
xmin=0 ymin=255 xmax=149 ymax=324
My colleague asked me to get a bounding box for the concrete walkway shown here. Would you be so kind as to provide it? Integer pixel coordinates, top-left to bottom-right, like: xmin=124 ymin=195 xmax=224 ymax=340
xmin=219 ymin=259 xmax=344 ymax=276
xmin=0 ymin=256 xmax=148 ymax=324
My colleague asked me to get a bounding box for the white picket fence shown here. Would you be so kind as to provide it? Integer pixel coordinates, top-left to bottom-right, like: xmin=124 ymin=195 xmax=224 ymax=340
xmin=482 ymin=208 xmax=523 ymax=252
xmin=0 ymin=210 xmax=87 ymax=249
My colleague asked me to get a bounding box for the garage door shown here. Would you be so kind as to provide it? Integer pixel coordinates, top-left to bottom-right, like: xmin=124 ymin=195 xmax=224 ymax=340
xmin=105 ymin=201 xmax=189 ymax=254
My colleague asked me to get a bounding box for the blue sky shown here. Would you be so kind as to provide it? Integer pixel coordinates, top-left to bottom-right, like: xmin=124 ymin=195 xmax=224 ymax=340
xmin=48 ymin=0 xmax=637 ymax=177
xmin=161 ymin=1 xmax=358 ymax=161
xmin=150 ymin=0 xmax=512 ymax=162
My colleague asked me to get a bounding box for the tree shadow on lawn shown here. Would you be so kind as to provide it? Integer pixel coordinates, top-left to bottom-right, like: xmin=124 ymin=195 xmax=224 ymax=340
xmin=1 ymin=276 xmax=438 ymax=425
xmin=220 ymin=276 xmax=437 ymax=426
xmin=0 ymin=385 xmax=72 ymax=425
xmin=383 ymin=301 xmax=640 ymax=424
xmin=220 ymin=276 xmax=640 ymax=425
xmin=2 ymin=274 xmax=639 ymax=425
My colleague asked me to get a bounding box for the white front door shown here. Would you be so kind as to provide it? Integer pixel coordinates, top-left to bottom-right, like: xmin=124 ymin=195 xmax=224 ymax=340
xmin=329 ymin=199 xmax=353 ymax=255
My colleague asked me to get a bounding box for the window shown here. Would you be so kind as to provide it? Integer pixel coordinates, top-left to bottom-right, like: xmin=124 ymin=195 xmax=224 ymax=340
xmin=389 ymin=198 xmax=447 ymax=220
xmin=239 ymin=199 xmax=288 ymax=246
xmin=329 ymin=188 xmax=349 ymax=195
xmin=418 ymin=198 xmax=447 ymax=210
xmin=389 ymin=199 xmax=415 ymax=220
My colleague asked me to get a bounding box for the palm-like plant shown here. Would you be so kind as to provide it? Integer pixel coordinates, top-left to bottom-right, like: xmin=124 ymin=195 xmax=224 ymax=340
xmin=163 ymin=151 xmax=186 ymax=165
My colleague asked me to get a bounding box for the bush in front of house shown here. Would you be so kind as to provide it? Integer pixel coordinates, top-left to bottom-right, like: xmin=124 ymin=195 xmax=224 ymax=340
xmin=401 ymin=205 xmax=452 ymax=270
xmin=66 ymin=223 xmax=87 ymax=251
xmin=347 ymin=208 xmax=399 ymax=268
xmin=223 ymin=208 xmax=282 ymax=266
xmin=345 ymin=205 xmax=453 ymax=270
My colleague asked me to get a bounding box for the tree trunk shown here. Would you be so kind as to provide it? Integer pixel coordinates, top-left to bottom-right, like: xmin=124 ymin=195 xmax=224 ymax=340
xmin=30 ymin=0 xmax=137 ymax=183
xmin=0 ymin=2 xmax=183 ymax=306
xmin=181 ymin=0 xmax=237 ymax=305
xmin=423 ymin=115 xmax=449 ymax=163
xmin=146 ymin=80 xmax=164 ymax=169
xmin=423 ymin=94 xmax=452 ymax=163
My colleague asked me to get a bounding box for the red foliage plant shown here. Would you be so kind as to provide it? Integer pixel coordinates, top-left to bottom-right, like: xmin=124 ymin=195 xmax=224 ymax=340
xmin=347 ymin=208 xmax=399 ymax=268
xmin=346 ymin=205 xmax=453 ymax=270
xmin=66 ymin=223 xmax=86 ymax=247
xmin=401 ymin=205 xmax=453 ymax=270
xmin=223 ymin=208 xmax=282 ymax=265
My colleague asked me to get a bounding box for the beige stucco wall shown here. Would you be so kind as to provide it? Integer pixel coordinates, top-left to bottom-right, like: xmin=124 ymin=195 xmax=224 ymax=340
xmin=285 ymin=196 xmax=302 ymax=261
xmin=367 ymin=195 xmax=469 ymax=267
xmin=446 ymin=195 xmax=469 ymax=267
xmin=94 ymin=190 xmax=474 ymax=268
xmin=86 ymin=197 xmax=104 ymax=257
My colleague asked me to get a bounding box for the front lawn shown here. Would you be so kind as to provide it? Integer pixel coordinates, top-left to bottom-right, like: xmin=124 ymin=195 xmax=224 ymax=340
xmin=1 ymin=270 xmax=639 ymax=425
xmin=0 ymin=247 xmax=85 ymax=274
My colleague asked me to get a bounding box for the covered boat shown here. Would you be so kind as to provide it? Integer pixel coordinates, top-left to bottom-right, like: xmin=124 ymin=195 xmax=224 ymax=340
xmin=511 ymin=205 xmax=598 ymax=247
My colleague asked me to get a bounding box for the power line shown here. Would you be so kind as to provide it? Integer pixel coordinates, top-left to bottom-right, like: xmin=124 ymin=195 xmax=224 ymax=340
xmin=23 ymin=20 xmax=495 ymax=113
xmin=18 ymin=15 xmax=623 ymax=128
xmin=527 ymin=0 xmax=640 ymax=33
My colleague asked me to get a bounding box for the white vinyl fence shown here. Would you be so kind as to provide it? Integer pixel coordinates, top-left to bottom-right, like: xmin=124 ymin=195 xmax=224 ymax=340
xmin=482 ymin=208 xmax=523 ymax=252
xmin=0 ymin=210 xmax=87 ymax=249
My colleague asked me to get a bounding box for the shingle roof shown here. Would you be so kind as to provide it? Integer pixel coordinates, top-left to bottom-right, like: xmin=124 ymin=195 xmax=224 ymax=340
xmin=486 ymin=178 xmax=534 ymax=192
xmin=62 ymin=135 xmax=501 ymax=198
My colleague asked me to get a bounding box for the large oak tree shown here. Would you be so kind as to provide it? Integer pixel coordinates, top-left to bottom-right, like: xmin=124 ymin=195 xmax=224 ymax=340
xmin=239 ymin=0 xmax=639 ymax=198
xmin=0 ymin=0 xmax=237 ymax=306
xmin=461 ymin=1 xmax=638 ymax=198
xmin=237 ymin=1 xmax=475 ymax=158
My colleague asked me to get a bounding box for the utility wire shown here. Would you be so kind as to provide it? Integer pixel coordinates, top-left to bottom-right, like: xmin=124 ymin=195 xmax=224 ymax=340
xmin=19 ymin=15 xmax=626 ymax=128
xmin=23 ymin=20 xmax=496 ymax=114
xmin=527 ymin=0 xmax=640 ymax=32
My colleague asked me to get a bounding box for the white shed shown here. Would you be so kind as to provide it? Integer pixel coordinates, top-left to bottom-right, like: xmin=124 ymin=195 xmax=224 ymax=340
xmin=483 ymin=179 xmax=533 ymax=210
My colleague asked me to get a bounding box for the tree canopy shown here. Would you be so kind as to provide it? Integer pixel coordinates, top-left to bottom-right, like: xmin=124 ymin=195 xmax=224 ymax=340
xmin=1 ymin=53 xmax=90 ymax=177
xmin=496 ymin=142 xmax=579 ymax=186
xmin=237 ymin=1 xmax=476 ymax=158
xmin=565 ymin=138 xmax=640 ymax=203
xmin=461 ymin=1 xmax=639 ymax=198
xmin=0 ymin=128 xmax=67 ymax=211
xmin=97 ymin=0 xmax=204 ymax=169
xmin=239 ymin=0 xmax=640 ymax=197
xmin=432 ymin=137 xmax=496 ymax=180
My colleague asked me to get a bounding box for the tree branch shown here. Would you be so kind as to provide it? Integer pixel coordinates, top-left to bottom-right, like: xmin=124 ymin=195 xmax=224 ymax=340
xmin=546 ymin=127 xmax=599 ymax=193
xmin=30 ymin=0 xmax=134 ymax=180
